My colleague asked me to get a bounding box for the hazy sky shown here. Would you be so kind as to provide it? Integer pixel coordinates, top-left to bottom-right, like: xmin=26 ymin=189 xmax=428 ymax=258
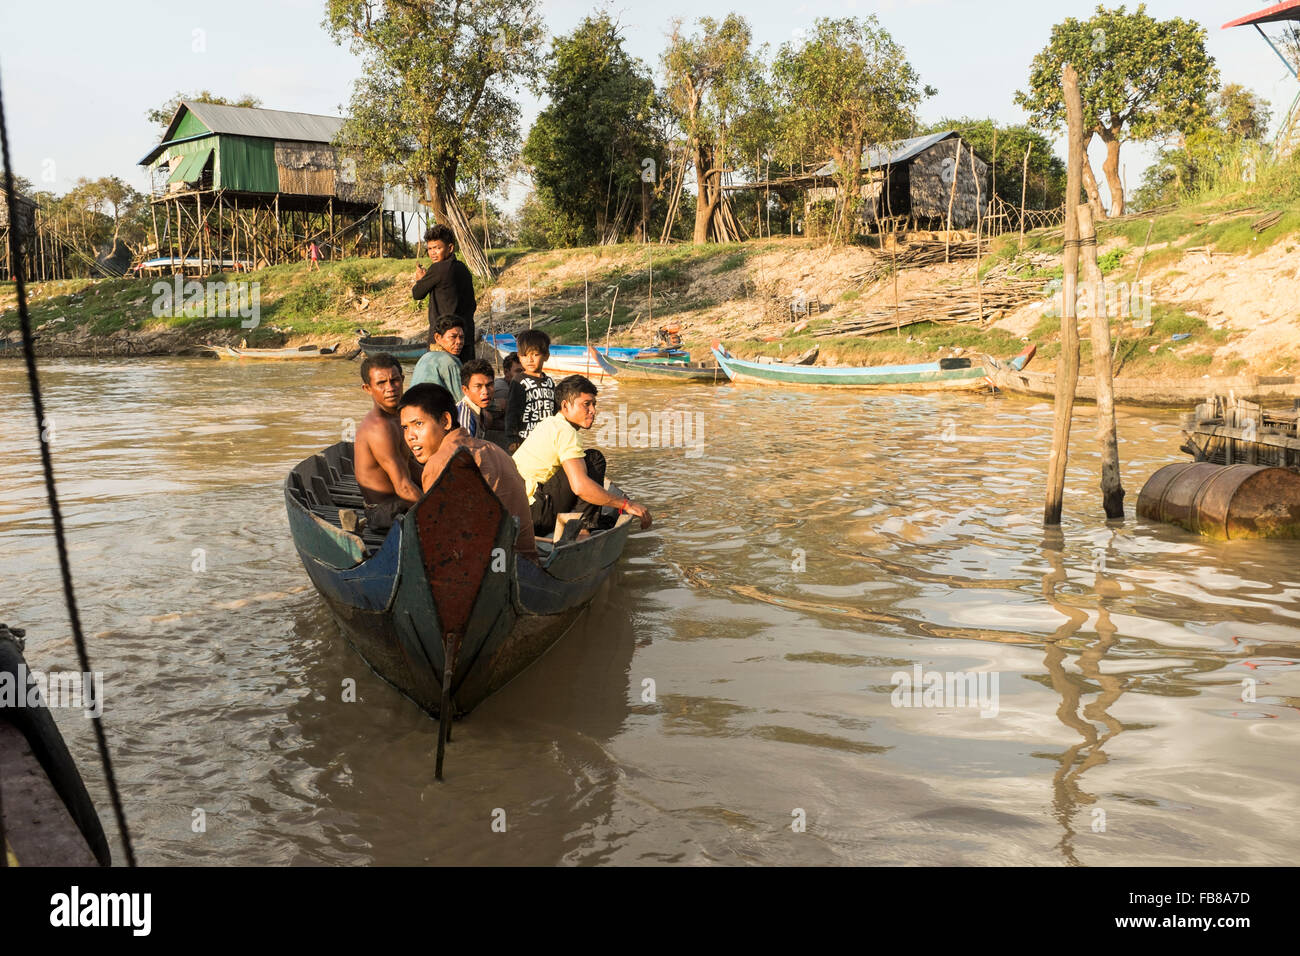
xmin=1 ymin=0 xmax=1294 ymax=210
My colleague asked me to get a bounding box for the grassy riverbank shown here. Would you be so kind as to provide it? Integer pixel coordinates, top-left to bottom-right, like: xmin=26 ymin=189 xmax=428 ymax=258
xmin=3 ymin=193 xmax=1298 ymax=380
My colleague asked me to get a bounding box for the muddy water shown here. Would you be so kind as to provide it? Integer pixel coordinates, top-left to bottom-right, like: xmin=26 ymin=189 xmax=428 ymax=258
xmin=1 ymin=357 xmax=1297 ymax=866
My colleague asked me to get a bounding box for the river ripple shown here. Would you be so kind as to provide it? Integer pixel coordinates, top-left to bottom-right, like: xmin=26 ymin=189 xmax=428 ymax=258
xmin=1 ymin=357 xmax=1296 ymax=865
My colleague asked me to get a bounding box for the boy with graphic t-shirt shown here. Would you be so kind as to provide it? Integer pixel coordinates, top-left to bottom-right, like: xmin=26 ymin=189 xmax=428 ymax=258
xmin=505 ymin=329 xmax=555 ymax=452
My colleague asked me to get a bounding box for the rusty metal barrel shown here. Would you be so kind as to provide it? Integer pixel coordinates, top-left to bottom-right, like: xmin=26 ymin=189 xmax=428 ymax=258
xmin=1137 ymin=462 xmax=1300 ymax=539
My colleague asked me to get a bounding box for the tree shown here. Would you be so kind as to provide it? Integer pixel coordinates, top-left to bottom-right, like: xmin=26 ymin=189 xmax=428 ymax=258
xmin=1016 ymin=4 xmax=1218 ymax=217
xmin=1213 ymin=83 xmax=1271 ymax=142
xmin=773 ymin=16 xmax=930 ymax=240
xmin=146 ymin=91 xmax=263 ymax=127
xmin=921 ymin=118 xmax=1068 ymax=209
xmin=662 ymin=15 xmax=765 ymax=244
xmin=522 ymin=13 xmax=661 ymax=245
xmin=1132 ymin=82 xmax=1273 ymax=209
xmin=325 ymin=0 xmax=544 ymax=276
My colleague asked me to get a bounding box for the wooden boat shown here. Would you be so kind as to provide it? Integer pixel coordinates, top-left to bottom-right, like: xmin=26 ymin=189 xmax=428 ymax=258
xmin=710 ymin=342 xmax=999 ymax=391
xmin=1 ymin=624 xmax=111 ymax=866
xmin=285 ymin=442 xmax=637 ymax=774
xmin=202 ymin=342 xmax=343 ymax=360
xmin=356 ymin=333 xmax=429 ymax=362
xmin=591 ymin=347 xmax=726 ymax=384
xmin=981 ymin=355 xmax=1300 ymax=408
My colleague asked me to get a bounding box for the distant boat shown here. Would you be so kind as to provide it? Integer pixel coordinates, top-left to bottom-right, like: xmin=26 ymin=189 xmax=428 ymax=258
xmin=482 ymin=332 xmax=687 ymax=362
xmin=285 ymin=442 xmax=638 ymax=773
xmin=591 ymin=347 xmax=725 ymax=384
xmin=710 ymin=342 xmax=1008 ymax=391
xmin=1 ymin=624 xmax=111 ymax=866
xmin=201 ymin=343 xmax=343 ymax=360
xmin=981 ymin=354 xmax=1300 ymax=407
xmin=355 ymin=333 xmax=429 ymax=362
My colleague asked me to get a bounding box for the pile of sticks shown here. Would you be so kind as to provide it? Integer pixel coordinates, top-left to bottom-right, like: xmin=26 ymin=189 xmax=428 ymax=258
xmin=815 ymin=274 xmax=1049 ymax=338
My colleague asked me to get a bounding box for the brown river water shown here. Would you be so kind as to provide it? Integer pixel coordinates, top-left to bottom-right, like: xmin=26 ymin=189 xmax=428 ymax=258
xmin=1 ymin=356 xmax=1297 ymax=866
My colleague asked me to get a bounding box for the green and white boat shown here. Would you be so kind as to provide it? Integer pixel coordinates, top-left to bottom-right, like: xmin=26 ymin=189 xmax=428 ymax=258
xmin=710 ymin=342 xmax=1005 ymax=392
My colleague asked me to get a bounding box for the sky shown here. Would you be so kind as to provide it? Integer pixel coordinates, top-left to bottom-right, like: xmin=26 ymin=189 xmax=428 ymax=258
xmin=1 ymin=0 xmax=1295 ymax=213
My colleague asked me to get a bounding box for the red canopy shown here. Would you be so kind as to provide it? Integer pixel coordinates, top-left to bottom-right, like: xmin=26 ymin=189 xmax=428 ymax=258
xmin=1224 ymin=0 xmax=1300 ymax=28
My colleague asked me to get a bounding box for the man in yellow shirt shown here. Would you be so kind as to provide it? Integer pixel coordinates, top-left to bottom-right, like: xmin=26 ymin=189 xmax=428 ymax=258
xmin=512 ymin=375 xmax=653 ymax=535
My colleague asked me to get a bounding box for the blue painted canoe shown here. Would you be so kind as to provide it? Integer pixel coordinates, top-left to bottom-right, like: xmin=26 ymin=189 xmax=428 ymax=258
xmin=285 ymin=442 xmax=636 ymax=724
xmin=482 ymin=333 xmax=688 ymax=363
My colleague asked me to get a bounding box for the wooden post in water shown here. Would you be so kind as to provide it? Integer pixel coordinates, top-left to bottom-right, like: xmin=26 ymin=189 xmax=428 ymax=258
xmin=1075 ymin=204 xmax=1125 ymax=517
xmin=1044 ymin=63 xmax=1086 ymax=527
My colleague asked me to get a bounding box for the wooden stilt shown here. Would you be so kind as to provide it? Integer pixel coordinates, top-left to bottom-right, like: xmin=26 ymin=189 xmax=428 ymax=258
xmin=1044 ymin=63 xmax=1086 ymax=527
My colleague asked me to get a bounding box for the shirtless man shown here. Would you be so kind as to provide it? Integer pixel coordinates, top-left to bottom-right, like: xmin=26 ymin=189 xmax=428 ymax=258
xmin=354 ymin=353 xmax=423 ymax=530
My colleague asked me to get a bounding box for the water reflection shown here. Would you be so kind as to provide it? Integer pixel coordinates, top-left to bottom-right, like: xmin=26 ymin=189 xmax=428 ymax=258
xmin=1 ymin=359 xmax=1298 ymax=865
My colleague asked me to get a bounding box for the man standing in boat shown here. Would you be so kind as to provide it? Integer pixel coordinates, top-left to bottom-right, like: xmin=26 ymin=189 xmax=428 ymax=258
xmin=398 ymin=383 xmax=537 ymax=561
xmin=354 ymin=353 xmax=423 ymax=531
xmin=513 ymin=375 xmax=653 ymax=535
xmin=412 ymin=224 xmax=477 ymax=363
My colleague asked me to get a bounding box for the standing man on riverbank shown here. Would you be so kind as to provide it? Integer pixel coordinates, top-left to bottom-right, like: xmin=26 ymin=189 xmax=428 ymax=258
xmin=412 ymin=224 xmax=477 ymax=362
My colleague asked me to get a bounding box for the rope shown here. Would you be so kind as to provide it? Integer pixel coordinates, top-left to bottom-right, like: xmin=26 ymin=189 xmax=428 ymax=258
xmin=0 ymin=76 xmax=136 ymax=866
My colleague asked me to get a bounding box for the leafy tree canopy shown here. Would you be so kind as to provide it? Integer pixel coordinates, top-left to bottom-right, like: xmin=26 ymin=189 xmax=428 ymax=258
xmin=773 ymin=15 xmax=930 ymax=239
xmin=522 ymin=12 xmax=661 ymax=245
xmin=1015 ymin=4 xmax=1217 ymax=216
xmin=325 ymin=0 xmax=545 ymax=274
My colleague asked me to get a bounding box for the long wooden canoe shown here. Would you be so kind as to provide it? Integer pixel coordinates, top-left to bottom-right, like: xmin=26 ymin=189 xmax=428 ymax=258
xmin=981 ymin=355 xmax=1300 ymax=407
xmin=285 ymin=442 xmax=635 ymax=762
xmin=203 ymin=343 xmax=344 ymax=360
xmin=1 ymin=624 xmax=111 ymax=866
xmin=592 ymin=347 xmax=725 ymax=384
xmin=710 ymin=342 xmax=994 ymax=391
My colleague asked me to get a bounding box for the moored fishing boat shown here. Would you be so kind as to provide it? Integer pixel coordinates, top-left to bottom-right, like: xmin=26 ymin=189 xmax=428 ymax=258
xmin=486 ymin=335 xmax=691 ymax=366
xmin=981 ymin=354 xmax=1300 ymax=407
xmin=355 ymin=332 xmax=429 ymax=362
xmin=202 ymin=342 xmax=344 ymax=360
xmin=285 ymin=442 xmax=637 ymax=774
xmin=0 ymin=624 xmax=112 ymax=866
xmin=592 ymin=347 xmax=726 ymax=384
xmin=710 ymin=342 xmax=1013 ymax=391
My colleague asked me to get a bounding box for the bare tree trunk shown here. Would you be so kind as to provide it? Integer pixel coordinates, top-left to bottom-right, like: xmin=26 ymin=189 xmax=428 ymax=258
xmin=426 ymin=173 xmax=492 ymax=277
xmin=1045 ymin=63 xmax=1086 ymax=527
xmin=1098 ymin=127 xmax=1125 ymax=218
xmin=1080 ymin=136 xmax=1108 ymax=221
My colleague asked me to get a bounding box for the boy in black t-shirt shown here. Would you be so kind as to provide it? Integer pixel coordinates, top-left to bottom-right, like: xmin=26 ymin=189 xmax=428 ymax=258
xmin=505 ymin=329 xmax=555 ymax=452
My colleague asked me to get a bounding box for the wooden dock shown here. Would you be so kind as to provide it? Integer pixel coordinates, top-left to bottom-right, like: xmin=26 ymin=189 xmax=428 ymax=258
xmin=1181 ymin=395 xmax=1300 ymax=469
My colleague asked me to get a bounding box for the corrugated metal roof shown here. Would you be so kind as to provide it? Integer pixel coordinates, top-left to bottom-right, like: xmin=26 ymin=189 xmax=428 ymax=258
xmin=1223 ymin=0 xmax=1300 ymax=28
xmin=180 ymin=101 xmax=345 ymax=142
xmin=811 ymin=130 xmax=959 ymax=178
xmin=140 ymin=102 xmax=347 ymax=166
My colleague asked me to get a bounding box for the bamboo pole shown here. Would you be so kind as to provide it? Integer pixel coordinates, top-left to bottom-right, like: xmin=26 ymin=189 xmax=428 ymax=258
xmin=527 ymin=274 xmax=533 ymax=328
xmin=1018 ymin=144 xmax=1032 ymax=252
xmin=605 ymin=284 xmax=619 ymax=352
xmin=945 ymin=140 xmax=962 ymax=263
xmin=583 ymin=269 xmax=591 ymax=356
xmin=1044 ymin=63 xmax=1086 ymax=527
xmin=968 ymin=148 xmax=983 ymax=324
